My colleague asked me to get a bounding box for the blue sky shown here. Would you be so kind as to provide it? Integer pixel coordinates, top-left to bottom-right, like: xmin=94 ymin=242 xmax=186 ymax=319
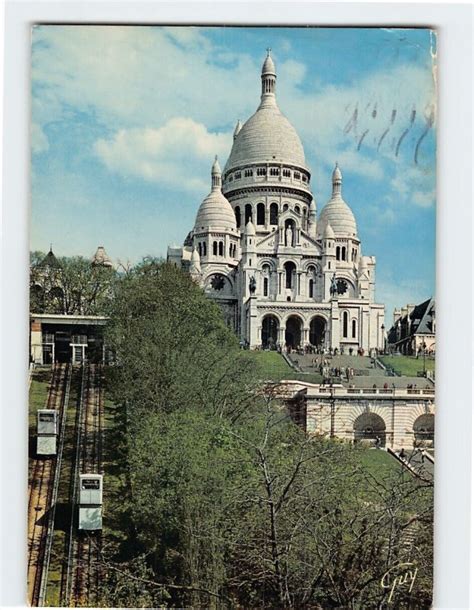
xmin=31 ymin=26 xmax=436 ymax=317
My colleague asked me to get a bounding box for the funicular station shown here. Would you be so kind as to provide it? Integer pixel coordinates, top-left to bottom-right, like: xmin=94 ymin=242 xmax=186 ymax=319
xmin=30 ymin=313 xmax=109 ymax=365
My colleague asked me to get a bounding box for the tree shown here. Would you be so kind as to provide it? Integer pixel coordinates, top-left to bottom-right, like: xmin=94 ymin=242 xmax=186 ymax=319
xmin=103 ymin=260 xmax=433 ymax=609
xmin=30 ymin=252 xmax=116 ymax=315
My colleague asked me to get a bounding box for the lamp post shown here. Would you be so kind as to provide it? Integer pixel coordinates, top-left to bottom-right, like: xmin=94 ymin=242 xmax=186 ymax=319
xmin=422 ymin=342 xmax=427 ymax=375
xmin=381 ymin=324 xmax=385 ymax=355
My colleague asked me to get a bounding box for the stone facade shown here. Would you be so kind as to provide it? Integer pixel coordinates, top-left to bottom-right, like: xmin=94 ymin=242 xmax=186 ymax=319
xmin=285 ymin=383 xmax=435 ymax=450
xmin=168 ymin=51 xmax=385 ymax=351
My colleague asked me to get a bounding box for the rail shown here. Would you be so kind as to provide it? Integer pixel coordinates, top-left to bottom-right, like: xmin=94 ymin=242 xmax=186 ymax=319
xmin=64 ymin=364 xmax=87 ymax=606
xmin=38 ymin=364 xmax=72 ymax=606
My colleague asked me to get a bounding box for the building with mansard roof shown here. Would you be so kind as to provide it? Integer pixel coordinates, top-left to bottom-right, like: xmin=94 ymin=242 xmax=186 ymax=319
xmin=168 ymin=51 xmax=385 ymax=351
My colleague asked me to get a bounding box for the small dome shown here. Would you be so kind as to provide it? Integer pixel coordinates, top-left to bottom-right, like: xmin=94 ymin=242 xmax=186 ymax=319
xmin=245 ymin=220 xmax=256 ymax=236
xmin=318 ymin=164 xmax=358 ymax=237
xmin=332 ymin=162 xmax=342 ymax=183
xmin=212 ymin=156 xmax=221 ymax=175
xmin=262 ymin=50 xmax=276 ymax=75
xmin=194 ymin=159 xmax=237 ymax=231
xmin=323 ymin=223 xmax=335 ymax=239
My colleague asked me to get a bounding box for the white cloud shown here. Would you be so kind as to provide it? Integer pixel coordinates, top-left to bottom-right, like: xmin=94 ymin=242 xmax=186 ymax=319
xmin=32 ymin=25 xmax=436 ymax=208
xmin=389 ymin=165 xmax=436 ymax=208
xmin=31 ymin=123 xmax=49 ymax=154
xmin=94 ymin=117 xmax=232 ymax=192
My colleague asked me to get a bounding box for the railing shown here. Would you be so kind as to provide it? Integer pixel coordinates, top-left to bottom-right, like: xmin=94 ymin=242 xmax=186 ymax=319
xmin=315 ymin=386 xmax=435 ymax=398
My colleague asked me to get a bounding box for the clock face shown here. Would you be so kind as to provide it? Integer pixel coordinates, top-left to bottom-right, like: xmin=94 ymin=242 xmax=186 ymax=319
xmin=336 ymin=279 xmax=348 ymax=295
xmin=210 ymin=275 xmax=225 ymax=291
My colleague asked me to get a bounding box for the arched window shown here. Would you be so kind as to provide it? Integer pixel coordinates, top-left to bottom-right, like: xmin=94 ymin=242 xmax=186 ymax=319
xmin=257 ymin=203 xmax=265 ymax=225
xmin=198 ymin=243 xmax=202 ymax=256
xmin=342 ymin=246 xmax=346 ymax=261
xmin=202 ymin=242 xmax=207 ymax=256
xmin=235 ymin=206 xmax=241 ymax=228
xmin=270 ymin=203 xmax=278 ymax=225
xmin=352 ymin=319 xmax=357 ymax=338
xmin=219 ymin=242 xmax=224 ymax=256
xmin=309 ymin=279 xmax=314 ymax=298
xmin=336 ymin=246 xmax=340 ymax=260
xmin=283 ymin=203 xmax=289 ymax=212
xmin=295 ymin=205 xmax=300 ymax=215
xmin=284 ymin=261 xmax=296 ymax=289
xmin=343 ymin=311 xmax=349 ymax=337
xmin=245 ymin=204 xmax=252 ymax=224
xmin=263 ymin=277 xmax=269 ymax=296
xmin=213 ymin=241 xmax=217 ymax=256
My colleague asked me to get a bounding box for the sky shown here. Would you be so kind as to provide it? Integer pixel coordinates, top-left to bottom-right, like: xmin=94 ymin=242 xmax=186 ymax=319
xmin=31 ymin=25 xmax=436 ymax=318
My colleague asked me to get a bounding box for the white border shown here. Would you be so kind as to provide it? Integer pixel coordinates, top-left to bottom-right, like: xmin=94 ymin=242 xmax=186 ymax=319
xmin=1 ymin=2 xmax=473 ymax=608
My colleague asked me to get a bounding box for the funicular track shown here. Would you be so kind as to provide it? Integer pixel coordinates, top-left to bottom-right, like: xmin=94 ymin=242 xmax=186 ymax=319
xmin=63 ymin=363 xmax=104 ymax=607
xmin=28 ymin=363 xmax=72 ymax=607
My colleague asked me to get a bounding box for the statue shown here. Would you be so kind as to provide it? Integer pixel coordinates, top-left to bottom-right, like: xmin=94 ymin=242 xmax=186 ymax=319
xmin=330 ymin=273 xmax=338 ymax=297
xmin=285 ymin=224 xmax=293 ymax=247
xmin=249 ymin=275 xmax=256 ymax=294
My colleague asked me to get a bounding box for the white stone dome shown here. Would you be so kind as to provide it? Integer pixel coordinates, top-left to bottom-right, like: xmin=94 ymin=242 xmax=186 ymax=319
xmin=194 ymin=158 xmax=237 ymax=231
xmin=224 ymin=52 xmax=306 ymax=172
xmin=318 ymin=199 xmax=357 ymax=237
xmin=318 ymin=164 xmax=358 ymax=237
xmin=225 ymin=106 xmax=306 ymax=171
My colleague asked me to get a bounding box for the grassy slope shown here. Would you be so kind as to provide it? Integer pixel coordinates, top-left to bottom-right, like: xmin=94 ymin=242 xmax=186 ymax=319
xmin=246 ymin=350 xmax=323 ymax=384
xmin=380 ymin=355 xmax=435 ymax=377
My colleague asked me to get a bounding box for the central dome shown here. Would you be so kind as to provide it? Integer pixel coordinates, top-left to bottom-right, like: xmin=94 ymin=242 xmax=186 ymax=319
xmin=224 ymin=51 xmax=306 ymax=173
xmin=224 ymin=107 xmax=306 ymax=171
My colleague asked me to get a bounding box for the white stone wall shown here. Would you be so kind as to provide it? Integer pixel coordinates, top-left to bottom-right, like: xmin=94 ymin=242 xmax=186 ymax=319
xmin=305 ymin=393 xmax=435 ymax=450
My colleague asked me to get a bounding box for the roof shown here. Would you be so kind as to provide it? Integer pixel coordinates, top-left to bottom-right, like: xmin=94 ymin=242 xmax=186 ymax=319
xmin=318 ymin=164 xmax=357 ymax=237
xmin=195 ymin=161 xmax=237 ymax=231
xmin=224 ymin=54 xmax=306 ymax=173
xmin=387 ymin=297 xmax=435 ymax=343
xmin=38 ymin=248 xmax=61 ymax=269
xmin=318 ymin=197 xmax=357 ymax=237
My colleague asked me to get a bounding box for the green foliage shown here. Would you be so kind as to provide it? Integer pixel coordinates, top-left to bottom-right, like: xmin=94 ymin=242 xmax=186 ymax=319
xmin=107 ymin=260 xmax=257 ymax=423
xmin=104 ymin=260 xmax=433 ymax=609
xmin=30 ymin=252 xmax=116 ymax=315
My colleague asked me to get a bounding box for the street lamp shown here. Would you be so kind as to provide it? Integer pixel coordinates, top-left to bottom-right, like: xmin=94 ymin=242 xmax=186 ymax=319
xmin=381 ymin=324 xmax=385 ymax=355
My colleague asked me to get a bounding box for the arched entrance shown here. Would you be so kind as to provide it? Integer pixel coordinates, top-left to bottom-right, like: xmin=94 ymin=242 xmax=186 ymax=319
xmin=261 ymin=315 xmax=279 ymax=350
xmin=354 ymin=412 xmax=386 ymax=447
xmin=413 ymin=413 xmax=435 ymax=447
xmin=285 ymin=316 xmax=302 ymax=350
xmin=309 ymin=316 xmax=326 ymax=348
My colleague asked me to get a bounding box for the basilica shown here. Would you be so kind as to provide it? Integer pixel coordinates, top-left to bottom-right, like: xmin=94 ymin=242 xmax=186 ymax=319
xmin=168 ymin=51 xmax=385 ymax=351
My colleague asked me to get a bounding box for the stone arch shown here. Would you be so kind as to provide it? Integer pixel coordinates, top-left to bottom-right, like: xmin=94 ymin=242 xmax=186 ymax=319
xmin=234 ymin=205 xmax=241 ymax=228
xmin=413 ymin=413 xmax=435 ymax=447
xmin=353 ymin=412 xmax=386 ymax=447
xmin=245 ymin=203 xmax=253 ymax=224
xmin=261 ymin=314 xmax=279 ymax=349
xmin=269 ymin=202 xmax=279 ymax=225
xmin=284 ymin=261 xmax=296 ymax=289
xmin=309 ymin=315 xmax=327 ymax=347
xmin=285 ymin=314 xmax=303 ymax=349
xmin=342 ymin=310 xmax=350 ymax=338
xmin=259 ymin=258 xmax=276 ymax=272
